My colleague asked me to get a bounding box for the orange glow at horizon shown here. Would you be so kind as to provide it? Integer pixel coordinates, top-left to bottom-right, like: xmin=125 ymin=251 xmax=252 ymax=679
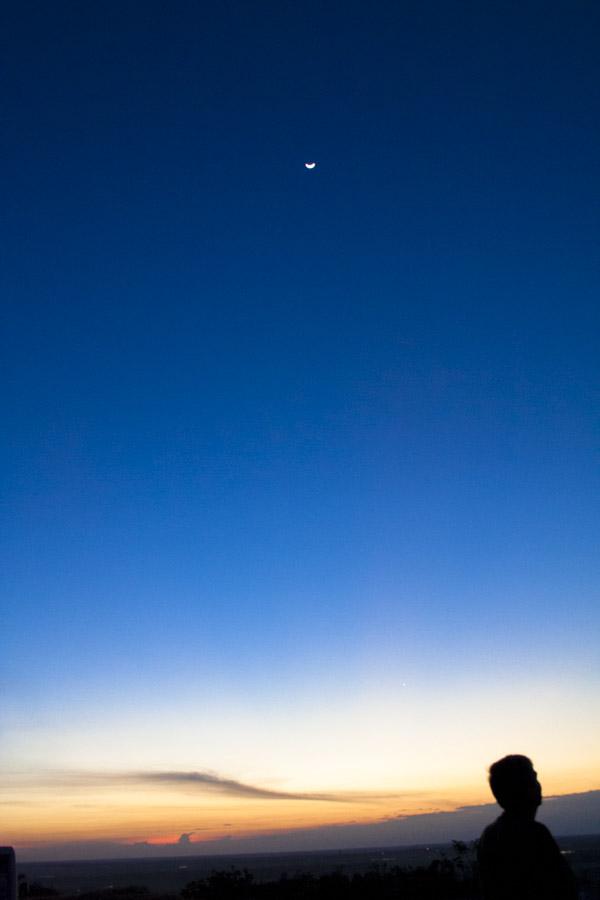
xmin=5 ymin=679 xmax=600 ymax=854
xmin=5 ymin=768 xmax=600 ymax=852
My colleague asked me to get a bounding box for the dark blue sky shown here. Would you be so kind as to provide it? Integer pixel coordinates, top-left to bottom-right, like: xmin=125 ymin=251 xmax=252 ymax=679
xmin=2 ymin=3 xmax=600 ymax=838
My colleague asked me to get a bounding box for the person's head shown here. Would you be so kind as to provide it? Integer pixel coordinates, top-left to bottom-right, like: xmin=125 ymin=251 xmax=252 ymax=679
xmin=488 ymin=755 xmax=542 ymax=816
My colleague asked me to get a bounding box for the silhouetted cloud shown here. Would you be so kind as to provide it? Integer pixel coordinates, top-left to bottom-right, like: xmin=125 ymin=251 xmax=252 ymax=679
xmin=134 ymin=770 xmax=362 ymax=802
xmin=178 ymin=832 xmax=194 ymax=845
xmin=11 ymin=769 xmax=403 ymax=804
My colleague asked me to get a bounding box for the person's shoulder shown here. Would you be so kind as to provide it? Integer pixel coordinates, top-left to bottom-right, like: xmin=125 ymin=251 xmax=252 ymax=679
xmin=479 ymin=815 xmax=503 ymax=848
xmin=531 ymin=820 xmax=556 ymax=839
xmin=531 ymin=820 xmax=560 ymax=848
xmin=480 ymin=815 xmax=502 ymax=836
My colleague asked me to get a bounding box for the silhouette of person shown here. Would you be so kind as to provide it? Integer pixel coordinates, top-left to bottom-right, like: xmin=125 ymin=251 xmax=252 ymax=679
xmin=478 ymin=755 xmax=576 ymax=900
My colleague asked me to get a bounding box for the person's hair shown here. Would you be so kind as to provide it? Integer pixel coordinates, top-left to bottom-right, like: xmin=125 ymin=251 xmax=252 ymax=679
xmin=488 ymin=754 xmax=535 ymax=810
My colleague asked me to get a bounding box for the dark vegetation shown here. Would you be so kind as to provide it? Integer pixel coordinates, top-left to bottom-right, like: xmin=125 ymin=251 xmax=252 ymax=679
xmin=179 ymin=862 xmax=476 ymax=898
xmin=178 ymin=842 xmax=479 ymax=899
xmin=18 ymin=838 xmax=600 ymax=900
xmin=20 ymin=843 xmax=481 ymax=899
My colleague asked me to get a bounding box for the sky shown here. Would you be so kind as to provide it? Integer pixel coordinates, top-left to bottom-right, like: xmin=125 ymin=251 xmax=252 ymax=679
xmin=2 ymin=0 xmax=600 ymax=859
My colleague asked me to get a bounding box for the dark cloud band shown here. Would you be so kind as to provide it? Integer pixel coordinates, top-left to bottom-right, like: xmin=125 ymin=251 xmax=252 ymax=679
xmin=135 ymin=770 xmax=358 ymax=802
xmin=8 ymin=769 xmax=404 ymax=804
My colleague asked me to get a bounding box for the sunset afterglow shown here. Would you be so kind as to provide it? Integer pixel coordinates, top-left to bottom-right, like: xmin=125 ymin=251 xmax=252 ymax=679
xmin=3 ymin=1 xmax=600 ymax=862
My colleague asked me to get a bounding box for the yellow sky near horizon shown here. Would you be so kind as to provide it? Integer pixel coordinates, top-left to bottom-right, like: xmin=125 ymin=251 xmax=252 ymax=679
xmin=2 ymin=778 xmax=459 ymax=845
xmin=4 ymin=674 xmax=599 ymax=850
xmin=4 ymin=764 xmax=599 ymax=850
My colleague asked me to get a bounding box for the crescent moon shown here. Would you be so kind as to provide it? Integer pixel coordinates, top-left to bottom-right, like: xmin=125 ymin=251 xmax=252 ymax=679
xmin=304 ymin=162 xmax=316 ymax=169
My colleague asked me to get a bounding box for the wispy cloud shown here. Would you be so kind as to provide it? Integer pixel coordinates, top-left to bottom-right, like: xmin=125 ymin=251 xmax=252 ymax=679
xmin=3 ymin=769 xmax=407 ymax=804
xmin=133 ymin=770 xmax=356 ymax=802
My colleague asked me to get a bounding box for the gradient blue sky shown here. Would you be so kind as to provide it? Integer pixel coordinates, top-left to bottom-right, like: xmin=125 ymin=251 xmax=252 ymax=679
xmin=2 ymin=1 xmax=599 ymax=853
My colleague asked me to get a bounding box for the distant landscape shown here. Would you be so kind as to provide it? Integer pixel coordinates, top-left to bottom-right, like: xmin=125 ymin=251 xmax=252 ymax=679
xmin=16 ymin=836 xmax=600 ymax=899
